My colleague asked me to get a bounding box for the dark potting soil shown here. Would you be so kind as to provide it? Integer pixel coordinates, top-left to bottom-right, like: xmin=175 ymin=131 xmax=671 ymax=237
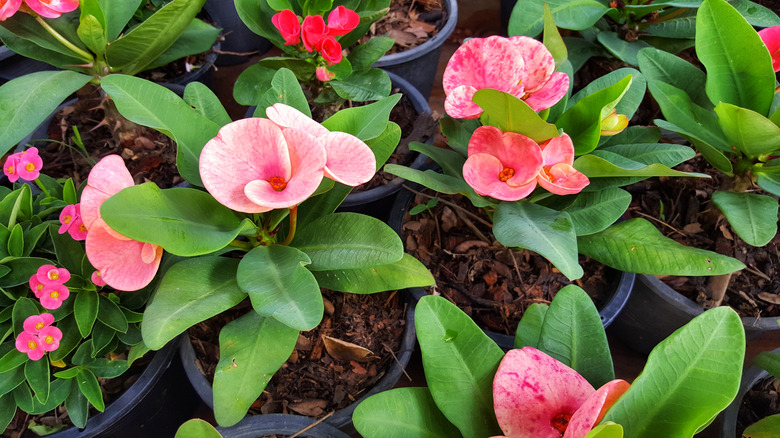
xmin=627 ymin=155 xmax=780 ymax=319
xmin=188 ymin=290 xmax=407 ymax=418
xmin=401 ymin=188 xmax=612 ymax=336
xmin=359 ymin=0 xmax=446 ymax=55
xmin=736 ymin=376 xmax=780 ymax=437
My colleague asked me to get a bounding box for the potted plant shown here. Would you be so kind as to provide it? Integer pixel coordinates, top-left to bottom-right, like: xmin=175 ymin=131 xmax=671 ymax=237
xmin=352 ymin=285 xmax=746 ymax=437
xmin=174 ymin=416 xmax=351 ymax=438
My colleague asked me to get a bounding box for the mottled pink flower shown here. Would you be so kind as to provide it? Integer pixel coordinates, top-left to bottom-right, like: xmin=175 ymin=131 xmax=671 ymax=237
xmin=301 ymin=14 xmax=328 ymax=52
xmin=319 ymin=36 xmax=342 ymax=65
xmin=492 ymin=347 xmax=629 ymax=438
xmin=759 ymin=26 xmax=780 ymax=72
xmin=22 ymin=313 xmax=54 ymax=334
xmin=81 ymin=155 xmax=163 ymax=292
xmin=91 ymin=270 xmax=106 ymax=287
xmin=272 ymin=9 xmax=301 ymax=46
xmin=39 ymin=283 xmax=69 ymax=309
xmin=15 ymin=332 xmax=45 ymax=360
xmin=326 ymin=5 xmax=359 ymax=36
xmin=462 ymin=126 xmax=543 ymax=201
xmin=58 ymin=203 xmax=87 ymax=240
xmin=0 ymin=0 xmax=21 ymax=21
xmin=316 ymin=66 xmax=335 ymax=82
xmin=535 ymin=134 xmax=589 ymax=195
xmin=265 ymin=103 xmax=376 ymax=187
xmin=23 ymin=0 xmax=79 ymax=19
xmin=443 ymin=35 xmax=569 ymax=119
xmin=34 ymin=264 xmax=70 ymax=285
xmin=37 ymin=325 xmax=62 ymax=352
xmin=199 ymin=117 xmax=327 ymax=213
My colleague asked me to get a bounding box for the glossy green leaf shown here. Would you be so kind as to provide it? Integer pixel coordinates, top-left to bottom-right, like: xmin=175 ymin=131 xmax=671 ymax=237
xmin=142 ymin=18 xmax=220 ymax=71
xmin=415 ymin=295 xmax=504 ymax=438
xmin=0 ymin=366 xmax=25 ymax=397
xmin=233 ymin=63 xmax=277 ymax=106
xmin=292 ymin=213 xmax=403 ymax=270
xmin=578 ymin=218 xmax=746 ymax=275
xmin=0 ymin=71 xmax=92 ymax=155
xmin=574 ymin=151 xmax=706 ymax=178
xmin=696 ymin=0 xmax=775 ymax=115
xmin=563 ymin=188 xmax=631 ymax=236
xmin=508 ymin=0 xmax=608 ymax=37
xmin=49 ymin=223 xmax=84 ymax=276
xmin=571 ymin=68 xmax=646 ymax=123
xmin=24 ymin=357 xmax=49 ymax=404
xmin=757 ymin=172 xmax=780 ymax=197
xmin=604 ymin=307 xmax=745 ymax=437
xmin=97 ymin=295 xmax=128 ymax=333
xmin=542 ymin=3 xmax=567 ymax=67
xmin=601 ymin=142 xmax=695 ymax=167
xmin=76 ymin=368 xmax=105 ymax=411
xmin=514 ymin=302 xmax=548 ymax=349
xmin=655 ymin=120 xmax=733 ymax=174
xmin=212 ymin=312 xmax=299 ymax=427
xmin=715 ymin=103 xmax=780 ymax=158
xmin=409 ymin=141 xmax=466 ymax=177
xmin=77 ymin=14 xmax=107 ymax=57
xmin=353 ymin=387 xmax=460 ymax=438
xmin=65 ymin=379 xmax=89 ymax=428
xmin=383 ymin=165 xmax=469 ymax=195
xmin=74 ymin=289 xmax=99 ymax=338
xmin=322 ymin=93 xmax=401 ymax=140
xmin=0 ymin=184 xmax=32 ymax=227
xmin=0 ymin=12 xmax=90 ymax=64
xmin=474 ymin=89 xmax=559 ymax=143
xmin=493 ymin=202 xmax=583 ymax=281
xmin=331 ymin=68 xmax=392 ymax=102
xmin=21 ymin=378 xmax=70 ymax=415
xmin=348 ymin=36 xmax=394 ymax=70
xmin=175 ymin=419 xmax=223 ymax=438
xmin=584 ymin=423 xmax=624 ymax=438
xmin=754 ymin=351 xmax=780 ymax=378
xmin=7 ymin=224 xmax=23 ymax=258
xmin=253 ymin=68 xmax=311 ymax=118
xmin=142 ymin=257 xmax=245 ymax=350
xmin=236 ymin=245 xmax=322 ymax=331
xmin=11 ymin=298 xmax=38 ymax=339
xmin=235 ymin=0 xmax=288 ymax=47
xmin=85 ymin=358 xmax=130 ymax=379
xmin=312 ymin=253 xmax=435 ymax=294
xmin=49 ymin=316 xmax=81 ymax=362
xmin=538 ymin=285 xmax=614 ymax=387
xmin=99 ymin=0 xmax=143 ymax=41
xmin=0 ymin=390 xmax=16 ymax=431
xmin=637 ymin=47 xmax=711 ymax=109
xmin=743 ymin=414 xmax=780 ymax=437
xmin=183 ymin=81 xmax=232 ymax=127
xmin=596 ymin=31 xmax=652 ymax=66
xmin=102 ymin=184 xmax=249 ymax=256
xmin=711 ymin=191 xmax=778 ymax=247
xmin=100 ymin=74 xmax=221 ymax=186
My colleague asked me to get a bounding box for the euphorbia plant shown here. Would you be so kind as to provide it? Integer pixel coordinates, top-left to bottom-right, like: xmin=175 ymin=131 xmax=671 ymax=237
xmin=353 ymin=285 xmax=746 ymax=438
xmin=0 ymin=150 xmax=156 ymax=433
xmin=741 ymin=350 xmax=780 ymax=436
xmin=0 ymin=0 xmax=219 ymax=154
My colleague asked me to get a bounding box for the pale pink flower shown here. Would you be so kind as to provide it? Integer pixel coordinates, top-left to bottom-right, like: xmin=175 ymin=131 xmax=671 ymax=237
xmin=535 ymin=134 xmax=589 ymax=195
xmin=0 ymin=0 xmax=21 ymax=21
xmin=443 ymin=35 xmax=569 ymax=119
xmin=23 ymin=0 xmax=79 ymax=19
xmin=58 ymin=203 xmax=87 ymax=240
xmin=265 ymin=103 xmax=376 ymax=187
xmin=326 ymin=5 xmax=359 ymax=36
xmin=15 ymin=332 xmax=45 ymax=360
xmin=34 ymin=264 xmax=70 ymax=285
xmin=22 ymin=313 xmax=55 ymax=334
xmin=81 ymin=155 xmax=163 ymax=291
xmin=199 ymin=116 xmax=327 ymax=213
xmin=91 ymin=270 xmax=106 ymax=287
xmin=462 ymin=126 xmax=543 ymax=201
xmin=37 ymin=326 xmax=62 ymax=352
xmin=492 ymin=347 xmax=629 ymax=438
xmin=39 ymin=283 xmax=69 ymax=309
xmin=759 ymin=26 xmax=780 ymax=72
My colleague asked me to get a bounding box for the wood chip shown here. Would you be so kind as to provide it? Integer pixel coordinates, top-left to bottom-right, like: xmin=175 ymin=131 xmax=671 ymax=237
xmin=757 ymin=292 xmax=780 ymax=305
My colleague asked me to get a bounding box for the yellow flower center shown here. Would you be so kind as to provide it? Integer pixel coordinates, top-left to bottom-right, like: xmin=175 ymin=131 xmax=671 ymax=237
xmin=36 ymin=284 xmax=44 ymax=291
xmin=35 ymin=322 xmax=44 ymax=330
xmin=45 ymin=336 xmax=54 ymax=343
xmin=498 ymin=167 xmax=515 ymax=182
xmin=49 ymin=272 xmax=59 ymax=281
xmin=5 ymin=165 xmax=13 ymax=174
xmin=50 ymin=291 xmax=59 ymax=299
xmin=269 ymin=176 xmax=287 ymax=192
xmin=27 ymin=340 xmax=37 ymax=349
xmin=25 ymin=163 xmax=36 ymax=171
xmin=62 ymin=215 xmax=72 ymax=224
xmin=79 ymin=223 xmax=87 ymax=232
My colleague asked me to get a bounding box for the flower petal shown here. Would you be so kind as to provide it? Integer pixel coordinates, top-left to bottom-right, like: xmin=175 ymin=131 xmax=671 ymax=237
xmin=523 ymin=72 xmax=570 ymax=112
xmin=468 ymin=126 xmax=543 ymax=184
xmin=509 ymin=36 xmax=555 ymax=94
xmin=443 ymin=36 xmax=525 ymax=95
xmin=537 ymin=163 xmax=590 ymax=195
xmin=444 ymin=85 xmax=483 ymax=119
xmin=81 ymin=155 xmax=134 ymax=230
xmin=759 ymin=26 xmax=780 ymax=72
xmin=85 ymin=223 xmax=162 ymax=291
xmin=463 ymin=153 xmax=538 ymax=201
xmin=319 ymin=131 xmax=376 ymax=186
xmin=266 ymin=103 xmax=329 ymax=138
xmin=564 ymin=379 xmax=630 ymax=438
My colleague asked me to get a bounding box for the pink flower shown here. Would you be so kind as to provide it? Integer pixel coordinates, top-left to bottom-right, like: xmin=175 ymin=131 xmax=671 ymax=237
xmin=58 ymin=203 xmax=88 ymax=240
xmin=316 ymin=66 xmax=335 ymax=82
xmin=301 ymin=14 xmax=328 ymax=52
xmin=462 ymin=126 xmax=543 ymax=201
xmin=91 ymin=270 xmax=106 ymax=287
xmin=272 ymin=9 xmax=301 ymax=46
xmin=535 ymin=134 xmax=589 ymax=195
xmin=326 ymin=5 xmax=359 ymax=36
xmin=443 ymin=35 xmax=569 ymax=119
xmin=0 ymin=0 xmax=21 ymax=21
xmin=29 ymin=275 xmax=46 ymax=298
xmin=492 ymin=347 xmax=629 ymax=438
xmin=38 ymin=326 xmax=62 ymax=352
xmin=39 ymin=283 xmax=69 ymax=309
xmin=319 ymin=36 xmax=343 ymax=65
xmin=22 ymin=313 xmax=54 ymax=334
xmin=15 ymin=332 xmax=45 ymax=360
xmin=34 ymin=264 xmax=70 ymax=285
xmin=81 ymin=155 xmax=163 ymax=291
xmin=3 ymin=154 xmax=19 ymax=182
xmin=3 ymin=147 xmax=42 ymax=182
xmin=759 ymin=26 xmax=780 ymax=72
xmin=265 ymin=103 xmax=376 ymax=187
xmin=23 ymin=0 xmax=79 ymax=18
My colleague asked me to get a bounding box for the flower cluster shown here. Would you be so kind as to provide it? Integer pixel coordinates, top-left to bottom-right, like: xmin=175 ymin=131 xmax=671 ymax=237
xmin=58 ymin=203 xmax=87 ymax=241
xmin=14 ymin=313 xmax=62 ymax=360
xmin=3 ymin=146 xmax=42 ymax=182
xmin=29 ymin=264 xmax=70 ymax=309
xmin=199 ymin=103 xmax=375 ymax=213
xmin=0 ymin=0 xmax=79 ymax=21
xmin=462 ymin=127 xmax=589 ymax=201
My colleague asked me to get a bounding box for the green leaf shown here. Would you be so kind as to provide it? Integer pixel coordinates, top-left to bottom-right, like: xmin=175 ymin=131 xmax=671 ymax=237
xmin=0 ymin=13 xmax=89 ymax=65
xmin=0 ymin=366 xmax=26 ymax=397
xmin=595 ymin=32 xmax=653 ymax=66
xmin=508 ymin=0 xmax=608 ymax=37
xmin=212 ymin=312 xmax=299 ymax=427
xmin=85 ymin=358 xmax=130 ymax=379
xmin=11 ymin=297 xmax=39 ymax=338
xmin=49 ymin=223 xmax=85 ymax=275
xmin=514 ymin=302 xmax=548 ymax=349
xmin=175 ymin=419 xmax=223 ymax=438
xmin=235 ymin=0 xmax=288 ymax=47
xmin=604 ymin=307 xmax=745 ymax=438
xmin=236 ymin=245 xmax=322 ymax=331
xmin=74 ymin=289 xmax=99 ymax=338
xmin=743 ymin=414 xmax=780 ymax=437
xmin=142 ymin=257 xmax=245 ymax=350
xmin=24 ymin=357 xmax=49 ymax=404
xmin=711 ymin=191 xmax=778 ymax=247
xmin=757 ymin=171 xmax=780 ymax=197
xmin=0 ymin=349 xmax=26 ymax=375
xmin=77 ymin=14 xmax=107 ymax=57
xmin=7 ymin=224 xmax=23 ymax=258
xmin=76 ymin=368 xmax=105 ymax=412
xmin=49 ymin=316 xmax=81 ymax=362
xmin=292 ymin=213 xmax=403 ymax=270
xmin=537 ymin=285 xmax=614 ymax=388
xmin=696 ymin=0 xmax=775 ymax=115
xmin=102 ymin=184 xmax=249 ymax=256
xmin=142 ymin=18 xmax=219 ymax=70
xmin=562 ymin=188 xmax=631 ymax=236
xmin=493 ymin=202 xmax=583 ymax=281
xmin=601 ymin=142 xmax=695 ymax=167
xmin=322 ymin=93 xmax=401 ymax=140
xmin=348 ymin=36 xmax=394 ymax=70
xmin=99 ymin=0 xmax=143 ymax=41
xmin=0 ymin=390 xmax=16 ymax=431
xmin=183 ymin=81 xmax=232 ymax=127
xmin=0 ymin=71 xmax=92 ymax=155
xmin=383 ymin=165 xmax=469 ymax=195
xmin=97 ymin=295 xmax=128 ymax=333
xmin=233 ymin=63 xmax=277 ymax=106
xmin=542 ymin=3 xmax=567 ymax=67
xmin=105 ymin=0 xmax=207 ymax=75
xmin=353 ymin=387 xmax=461 ymax=438
xmin=573 ymin=151 xmax=706 ymax=178
xmin=566 ymin=68 xmax=646 ymax=123
xmin=65 ymin=379 xmax=89 ymax=428
xmin=637 ymin=47 xmax=711 ymax=109
xmin=473 ymin=89 xmax=559 ymax=143
xmin=584 ymin=423 xmax=624 ymax=438
xmin=577 ymin=218 xmax=746 ymax=275
xmin=330 ymin=68 xmax=392 ymax=102
xmin=100 ymin=74 xmax=221 ymax=186
xmin=715 ymin=102 xmax=780 ymax=158
xmin=415 ymin=295 xmax=504 ymax=438
xmin=754 ymin=351 xmax=780 ymax=378
xmin=253 ymin=68 xmax=311 ymax=119
xmin=312 ymin=253 xmax=435 ymax=294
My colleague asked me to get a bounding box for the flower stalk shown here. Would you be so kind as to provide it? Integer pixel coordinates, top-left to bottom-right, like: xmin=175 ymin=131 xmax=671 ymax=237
xmin=34 ymin=14 xmax=93 ymax=62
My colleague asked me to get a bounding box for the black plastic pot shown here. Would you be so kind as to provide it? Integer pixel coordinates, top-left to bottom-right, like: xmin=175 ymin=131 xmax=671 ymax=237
xmin=608 ymin=274 xmax=780 ymax=355
xmin=0 ymin=47 xmax=56 ymax=83
xmin=373 ymin=0 xmax=458 ymax=100
xmin=215 ymin=414 xmax=351 ymax=438
xmin=389 ymin=183 xmax=636 ymax=351
xmin=179 ymin=293 xmax=417 ymax=434
xmin=204 ymin=0 xmax=272 ymax=66
xmin=46 ymin=336 xmax=198 ymax=438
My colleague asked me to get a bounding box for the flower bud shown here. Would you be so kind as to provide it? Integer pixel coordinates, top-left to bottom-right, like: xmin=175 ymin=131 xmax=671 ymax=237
xmin=600 ymin=108 xmax=629 ymax=136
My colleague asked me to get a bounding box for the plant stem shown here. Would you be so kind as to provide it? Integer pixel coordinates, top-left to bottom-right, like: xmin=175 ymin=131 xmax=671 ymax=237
xmin=35 ymin=15 xmax=93 ymax=63
xmin=705 ymin=272 xmax=733 ymax=307
xmin=281 ymin=206 xmax=298 ymax=246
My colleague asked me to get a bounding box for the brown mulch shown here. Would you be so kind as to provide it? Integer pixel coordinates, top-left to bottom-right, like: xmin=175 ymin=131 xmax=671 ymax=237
xmin=737 ymin=376 xmax=780 ymax=437
xmin=400 ymin=188 xmax=613 ymax=336
xmin=189 ymin=290 xmax=408 ymax=418
xmin=360 ymin=0 xmax=446 ymax=55
xmin=627 ymin=155 xmax=780 ymax=318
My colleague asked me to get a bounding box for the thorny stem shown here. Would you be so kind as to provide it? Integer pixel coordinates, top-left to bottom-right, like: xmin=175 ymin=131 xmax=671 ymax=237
xmin=638 ymin=7 xmax=689 ymax=27
xmin=281 ymin=206 xmax=298 ymax=246
xmin=35 ymin=15 xmax=93 ymax=62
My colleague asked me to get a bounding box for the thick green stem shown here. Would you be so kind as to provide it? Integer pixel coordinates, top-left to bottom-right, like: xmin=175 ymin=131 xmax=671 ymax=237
xmin=35 ymin=15 xmax=93 ymax=62
xmin=281 ymin=206 xmax=298 ymax=246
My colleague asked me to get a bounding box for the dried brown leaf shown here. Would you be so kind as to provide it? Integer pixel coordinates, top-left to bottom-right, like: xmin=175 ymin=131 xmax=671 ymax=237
xmin=322 ymin=335 xmax=375 ymax=362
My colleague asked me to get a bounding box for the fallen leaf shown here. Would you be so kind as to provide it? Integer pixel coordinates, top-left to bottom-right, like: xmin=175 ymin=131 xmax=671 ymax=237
xmin=322 ymin=336 xmax=375 ymax=362
xmin=288 ymin=399 xmax=327 ymax=416
xmin=682 ymin=222 xmax=703 ymax=234
xmin=758 ymin=292 xmax=780 ymax=305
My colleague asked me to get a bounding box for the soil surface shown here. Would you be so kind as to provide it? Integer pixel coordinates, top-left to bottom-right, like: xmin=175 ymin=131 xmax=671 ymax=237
xmin=360 ymin=0 xmax=446 ymax=54
xmin=189 ymin=290 xmax=408 ymax=418
xmin=399 ymin=188 xmax=614 ymax=336
xmin=737 ymin=376 xmax=780 ymax=437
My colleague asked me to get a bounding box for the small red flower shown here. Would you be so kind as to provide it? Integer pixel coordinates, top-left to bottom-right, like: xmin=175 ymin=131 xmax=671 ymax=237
xmin=0 ymin=0 xmax=21 ymax=21
xmin=301 ymin=14 xmax=328 ymax=52
xmin=319 ymin=36 xmax=343 ymax=65
xmin=272 ymin=9 xmax=301 ymax=46
xmin=23 ymin=0 xmax=79 ymax=19
xmin=326 ymin=5 xmax=359 ymax=36
xmin=59 ymin=203 xmax=87 ymax=241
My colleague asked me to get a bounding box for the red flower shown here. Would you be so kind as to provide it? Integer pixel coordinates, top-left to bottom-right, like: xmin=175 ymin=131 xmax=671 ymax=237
xmin=301 ymin=14 xmax=328 ymax=52
xmin=319 ymin=36 xmax=343 ymax=65
xmin=326 ymin=5 xmax=359 ymax=36
xmin=272 ymin=9 xmax=301 ymax=46
xmin=0 ymin=0 xmax=21 ymax=21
